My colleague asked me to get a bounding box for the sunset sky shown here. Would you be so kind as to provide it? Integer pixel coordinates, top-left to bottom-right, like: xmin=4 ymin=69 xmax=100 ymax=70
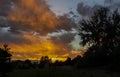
xmin=0 ymin=0 xmax=119 ymax=61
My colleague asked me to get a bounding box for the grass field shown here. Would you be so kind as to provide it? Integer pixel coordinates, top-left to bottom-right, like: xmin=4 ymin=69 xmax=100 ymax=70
xmin=7 ymin=68 xmax=120 ymax=77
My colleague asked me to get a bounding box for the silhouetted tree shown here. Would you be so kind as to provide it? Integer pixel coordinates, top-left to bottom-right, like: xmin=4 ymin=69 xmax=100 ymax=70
xmin=24 ymin=59 xmax=32 ymax=69
xmin=39 ymin=56 xmax=52 ymax=68
xmin=0 ymin=44 xmax=12 ymax=76
xmin=64 ymin=57 xmax=72 ymax=65
xmin=53 ymin=60 xmax=64 ymax=67
xmin=79 ymin=7 xmax=120 ymax=66
xmin=11 ymin=60 xmax=22 ymax=69
xmin=72 ymin=55 xmax=82 ymax=68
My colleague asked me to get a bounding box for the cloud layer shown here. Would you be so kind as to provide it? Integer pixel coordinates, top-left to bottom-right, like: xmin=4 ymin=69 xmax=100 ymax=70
xmin=0 ymin=0 xmax=80 ymax=60
xmin=9 ymin=0 xmax=59 ymax=35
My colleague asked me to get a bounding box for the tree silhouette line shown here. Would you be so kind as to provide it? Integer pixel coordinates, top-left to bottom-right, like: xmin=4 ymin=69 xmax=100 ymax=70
xmin=0 ymin=7 xmax=120 ymax=76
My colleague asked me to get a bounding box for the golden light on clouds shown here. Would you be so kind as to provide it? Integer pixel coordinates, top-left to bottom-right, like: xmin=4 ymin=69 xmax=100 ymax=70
xmin=8 ymin=32 xmax=69 ymax=61
xmin=0 ymin=0 xmax=85 ymax=61
xmin=8 ymin=32 xmax=84 ymax=61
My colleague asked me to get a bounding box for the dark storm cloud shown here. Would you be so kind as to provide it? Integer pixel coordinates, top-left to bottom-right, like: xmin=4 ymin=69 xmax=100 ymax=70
xmin=104 ymin=0 xmax=120 ymax=9
xmin=57 ymin=14 xmax=77 ymax=31
xmin=77 ymin=2 xmax=92 ymax=16
xmin=47 ymin=29 xmax=79 ymax=56
xmin=0 ymin=16 xmax=9 ymax=27
xmin=0 ymin=0 xmax=12 ymax=16
xmin=104 ymin=0 xmax=113 ymax=3
xmin=77 ymin=2 xmax=101 ymax=17
xmin=50 ymin=31 xmax=76 ymax=44
xmin=0 ymin=0 xmax=24 ymax=44
xmin=77 ymin=0 xmax=120 ymax=17
xmin=0 ymin=27 xmax=29 ymax=44
xmin=48 ymin=29 xmax=78 ymax=49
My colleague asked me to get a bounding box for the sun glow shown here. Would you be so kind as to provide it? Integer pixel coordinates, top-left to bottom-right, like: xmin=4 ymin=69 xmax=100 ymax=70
xmin=52 ymin=57 xmax=67 ymax=62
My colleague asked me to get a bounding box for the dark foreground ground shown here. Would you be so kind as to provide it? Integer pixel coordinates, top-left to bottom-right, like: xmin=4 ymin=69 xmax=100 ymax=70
xmin=7 ymin=68 xmax=120 ymax=77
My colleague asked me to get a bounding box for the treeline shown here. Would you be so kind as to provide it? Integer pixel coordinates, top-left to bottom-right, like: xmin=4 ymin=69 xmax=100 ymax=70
xmin=11 ymin=55 xmax=83 ymax=69
xmin=0 ymin=44 xmax=84 ymax=76
xmin=10 ymin=53 xmax=120 ymax=70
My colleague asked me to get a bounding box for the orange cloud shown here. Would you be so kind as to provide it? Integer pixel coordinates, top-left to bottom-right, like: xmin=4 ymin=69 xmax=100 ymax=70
xmin=0 ymin=0 xmax=84 ymax=61
xmin=9 ymin=0 xmax=58 ymax=35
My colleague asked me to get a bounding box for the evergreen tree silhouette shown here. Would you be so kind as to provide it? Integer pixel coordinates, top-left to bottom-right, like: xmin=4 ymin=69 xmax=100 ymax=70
xmin=0 ymin=44 xmax=12 ymax=76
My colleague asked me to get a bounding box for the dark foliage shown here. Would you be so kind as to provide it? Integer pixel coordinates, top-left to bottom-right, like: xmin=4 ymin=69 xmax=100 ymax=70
xmin=39 ymin=56 xmax=52 ymax=68
xmin=64 ymin=57 xmax=72 ymax=65
xmin=71 ymin=55 xmax=83 ymax=68
xmin=0 ymin=44 xmax=12 ymax=76
xmin=79 ymin=7 xmax=120 ymax=68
